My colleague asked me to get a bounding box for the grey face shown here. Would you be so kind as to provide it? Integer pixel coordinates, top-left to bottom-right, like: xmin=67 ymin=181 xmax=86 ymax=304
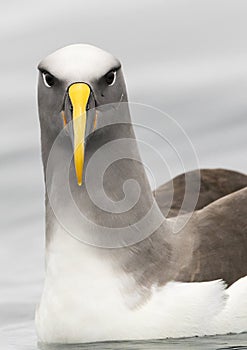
xmin=38 ymin=44 xmax=127 ymax=136
xmin=37 ymin=44 xmax=128 ymax=184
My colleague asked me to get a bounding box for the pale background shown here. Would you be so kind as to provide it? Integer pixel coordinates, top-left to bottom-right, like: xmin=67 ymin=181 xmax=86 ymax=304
xmin=0 ymin=0 xmax=247 ymax=340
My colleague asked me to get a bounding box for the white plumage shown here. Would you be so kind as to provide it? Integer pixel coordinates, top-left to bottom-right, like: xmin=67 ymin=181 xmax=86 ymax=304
xmin=35 ymin=224 xmax=247 ymax=343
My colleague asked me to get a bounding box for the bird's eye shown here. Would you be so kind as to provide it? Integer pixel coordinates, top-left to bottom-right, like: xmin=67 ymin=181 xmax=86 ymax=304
xmin=105 ymin=70 xmax=116 ymax=86
xmin=42 ymin=71 xmax=55 ymax=88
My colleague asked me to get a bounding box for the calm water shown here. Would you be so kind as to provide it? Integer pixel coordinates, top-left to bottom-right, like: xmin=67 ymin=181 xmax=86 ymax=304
xmin=1 ymin=320 xmax=247 ymax=350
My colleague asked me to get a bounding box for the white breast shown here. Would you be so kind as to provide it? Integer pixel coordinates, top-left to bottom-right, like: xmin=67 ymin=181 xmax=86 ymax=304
xmin=35 ymin=224 xmax=247 ymax=343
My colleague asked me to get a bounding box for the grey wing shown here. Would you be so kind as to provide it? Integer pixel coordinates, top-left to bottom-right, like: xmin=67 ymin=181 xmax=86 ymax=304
xmin=153 ymin=168 xmax=247 ymax=218
xmin=175 ymin=186 xmax=247 ymax=286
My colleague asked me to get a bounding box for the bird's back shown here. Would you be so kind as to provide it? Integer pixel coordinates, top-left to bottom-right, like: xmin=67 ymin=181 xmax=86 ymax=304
xmin=154 ymin=169 xmax=247 ymax=217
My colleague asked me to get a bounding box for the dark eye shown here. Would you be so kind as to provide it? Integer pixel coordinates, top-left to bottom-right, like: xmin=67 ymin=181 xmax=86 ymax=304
xmin=42 ymin=71 xmax=55 ymax=88
xmin=105 ymin=70 xmax=116 ymax=86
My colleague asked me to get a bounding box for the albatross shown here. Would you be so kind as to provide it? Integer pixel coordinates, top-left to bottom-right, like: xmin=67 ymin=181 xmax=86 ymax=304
xmin=35 ymin=44 xmax=247 ymax=344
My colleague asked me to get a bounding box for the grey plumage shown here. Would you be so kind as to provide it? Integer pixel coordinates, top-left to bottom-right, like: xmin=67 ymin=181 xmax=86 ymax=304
xmin=38 ymin=43 xmax=247 ymax=303
xmin=154 ymin=168 xmax=247 ymax=218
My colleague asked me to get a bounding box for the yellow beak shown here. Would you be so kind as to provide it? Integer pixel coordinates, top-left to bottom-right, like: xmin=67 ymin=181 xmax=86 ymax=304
xmin=68 ymin=83 xmax=91 ymax=186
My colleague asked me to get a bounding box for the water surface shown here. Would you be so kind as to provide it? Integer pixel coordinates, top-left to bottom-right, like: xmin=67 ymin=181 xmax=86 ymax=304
xmin=1 ymin=321 xmax=247 ymax=350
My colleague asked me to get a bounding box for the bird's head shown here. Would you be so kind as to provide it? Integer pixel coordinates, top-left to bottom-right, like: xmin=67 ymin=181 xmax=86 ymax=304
xmin=37 ymin=44 xmax=128 ymax=185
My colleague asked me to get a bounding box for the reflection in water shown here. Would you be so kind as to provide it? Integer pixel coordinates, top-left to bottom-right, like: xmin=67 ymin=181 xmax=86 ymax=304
xmin=38 ymin=334 xmax=247 ymax=350
xmin=1 ymin=321 xmax=247 ymax=350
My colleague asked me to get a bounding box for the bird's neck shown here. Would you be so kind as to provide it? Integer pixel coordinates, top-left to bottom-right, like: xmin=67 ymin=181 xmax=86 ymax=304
xmin=41 ymin=121 xmax=174 ymax=301
xmin=43 ymin=122 xmax=165 ymax=246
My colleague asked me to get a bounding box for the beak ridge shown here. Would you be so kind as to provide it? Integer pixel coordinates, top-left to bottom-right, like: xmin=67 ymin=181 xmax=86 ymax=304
xmin=68 ymin=83 xmax=91 ymax=186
